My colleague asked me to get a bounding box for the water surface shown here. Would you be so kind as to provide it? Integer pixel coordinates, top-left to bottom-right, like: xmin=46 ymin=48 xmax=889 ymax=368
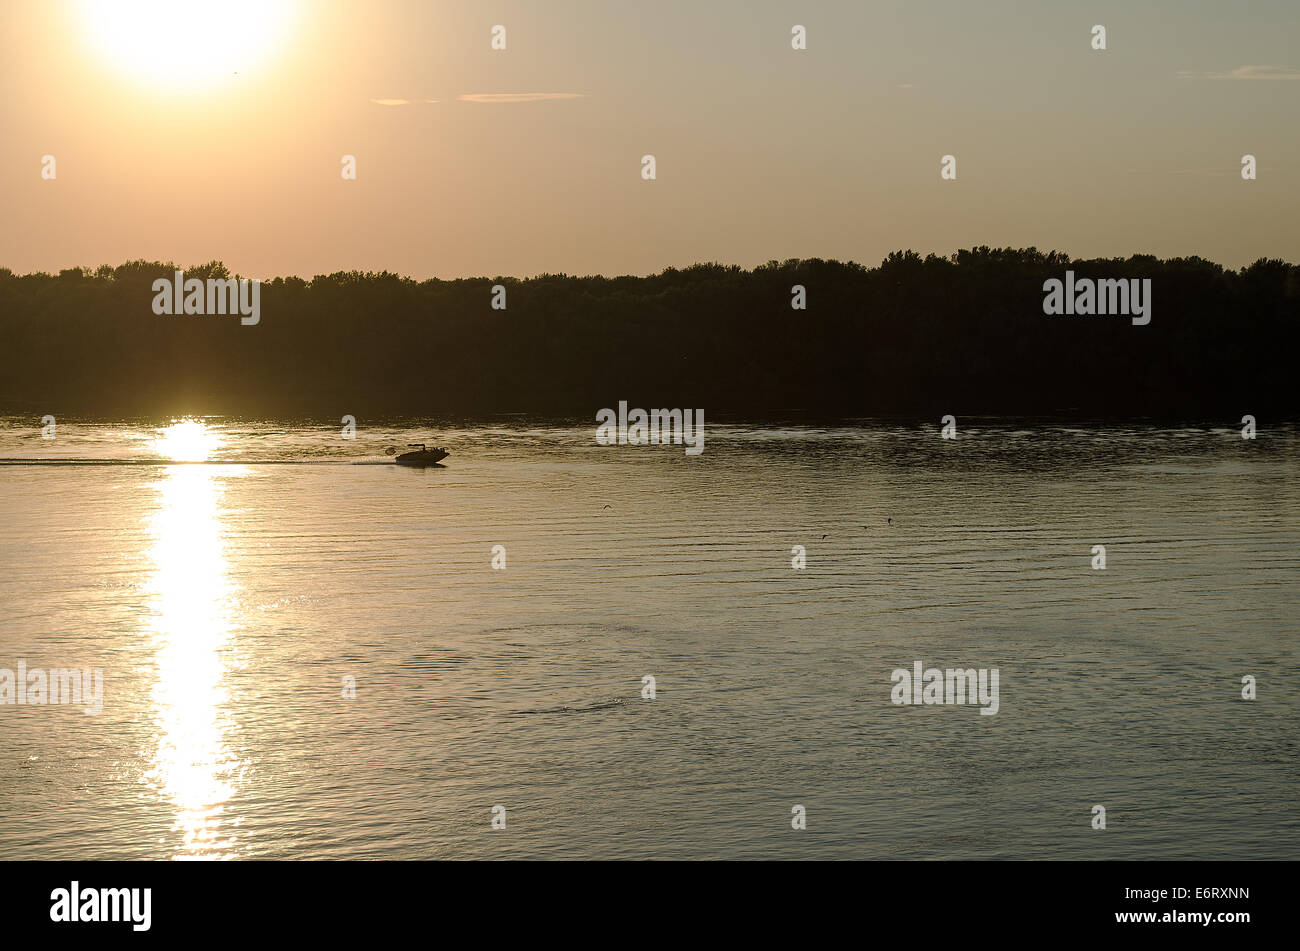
xmin=0 ymin=418 xmax=1296 ymax=859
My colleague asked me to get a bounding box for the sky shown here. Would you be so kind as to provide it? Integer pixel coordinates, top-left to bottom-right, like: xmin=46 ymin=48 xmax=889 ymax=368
xmin=2 ymin=0 xmax=1298 ymax=278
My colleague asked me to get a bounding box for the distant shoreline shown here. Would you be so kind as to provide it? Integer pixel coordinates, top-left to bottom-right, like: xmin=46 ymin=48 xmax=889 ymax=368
xmin=3 ymin=249 xmax=1297 ymax=419
xmin=3 ymin=413 xmax=1298 ymax=429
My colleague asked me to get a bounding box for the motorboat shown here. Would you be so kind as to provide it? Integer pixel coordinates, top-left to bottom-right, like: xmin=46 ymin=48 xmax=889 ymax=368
xmin=394 ymin=443 xmax=449 ymax=465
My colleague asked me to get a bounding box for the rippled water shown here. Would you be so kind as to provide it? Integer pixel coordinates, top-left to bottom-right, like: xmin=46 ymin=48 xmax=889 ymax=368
xmin=0 ymin=417 xmax=1296 ymax=859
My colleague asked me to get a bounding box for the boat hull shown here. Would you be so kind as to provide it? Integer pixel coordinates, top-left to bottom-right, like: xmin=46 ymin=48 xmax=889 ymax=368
xmin=394 ymin=449 xmax=449 ymax=465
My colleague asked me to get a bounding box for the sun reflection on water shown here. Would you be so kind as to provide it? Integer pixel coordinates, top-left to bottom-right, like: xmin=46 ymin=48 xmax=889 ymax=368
xmin=153 ymin=419 xmax=220 ymax=462
xmin=144 ymin=420 xmax=242 ymax=859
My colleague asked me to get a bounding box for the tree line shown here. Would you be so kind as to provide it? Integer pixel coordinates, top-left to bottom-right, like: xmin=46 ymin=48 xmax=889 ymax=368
xmin=1 ymin=248 xmax=1295 ymax=420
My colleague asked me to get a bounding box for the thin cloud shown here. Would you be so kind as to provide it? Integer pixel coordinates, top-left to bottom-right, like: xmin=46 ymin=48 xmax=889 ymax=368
xmin=458 ymin=93 xmax=584 ymax=103
xmin=1178 ymin=65 xmax=1300 ymax=80
xmin=1168 ymin=168 xmax=1237 ymax=177
xmin=370 ymin=98 xmax=439 ymax=106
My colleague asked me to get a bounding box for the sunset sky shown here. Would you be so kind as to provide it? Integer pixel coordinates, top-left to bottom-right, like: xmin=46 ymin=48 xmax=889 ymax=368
xmin=2 ymin=0 xmax=1297 ymax=278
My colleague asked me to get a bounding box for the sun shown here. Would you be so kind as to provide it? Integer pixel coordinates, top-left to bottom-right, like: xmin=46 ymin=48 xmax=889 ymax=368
xmin=78 ymin=0 xmax=298 ymax=88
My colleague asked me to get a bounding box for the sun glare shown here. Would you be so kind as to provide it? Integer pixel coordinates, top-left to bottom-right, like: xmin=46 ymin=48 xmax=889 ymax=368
xmin=145 ymin=455 xmax=240 ymax=858
xmin=78 ymin=0 xmax=298 ymax=87
xmin=155 ymin=420 xmax=220 ymax=462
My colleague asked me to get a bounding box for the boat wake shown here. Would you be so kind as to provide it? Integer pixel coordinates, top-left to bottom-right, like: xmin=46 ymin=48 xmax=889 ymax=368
xmin=507 ymin=698 xmax=627 ymax=717
xmin=0 ymin=458 xmax=407 ymax=466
